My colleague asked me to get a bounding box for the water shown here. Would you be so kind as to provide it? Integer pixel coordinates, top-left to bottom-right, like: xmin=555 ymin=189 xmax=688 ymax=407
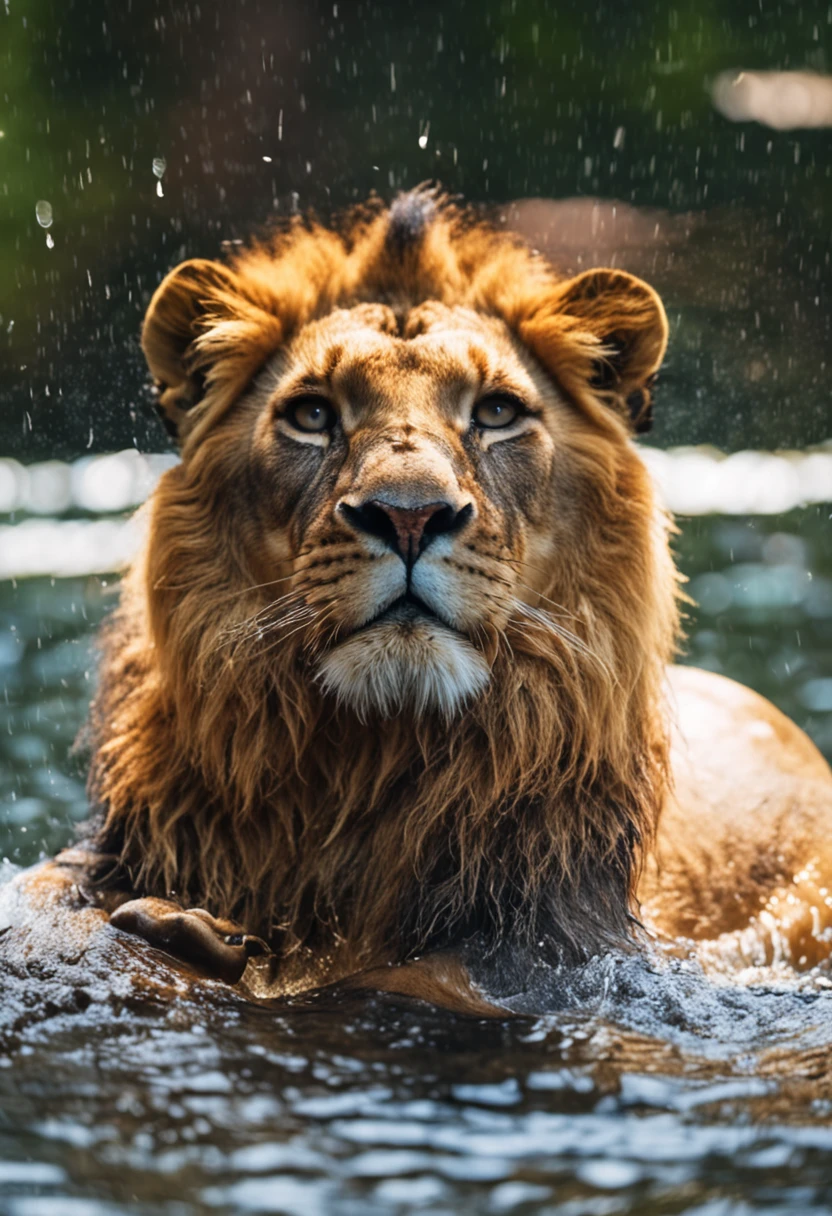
xmin=152 ymin=157 xmax=167 ymax=199
xmin=4 ymin=962 xmax=832 ymax=1216
xmin=34 ymin=201 xmax=54 ymax=250
xmin=1 ymin=508 xmax=831 ymax=1213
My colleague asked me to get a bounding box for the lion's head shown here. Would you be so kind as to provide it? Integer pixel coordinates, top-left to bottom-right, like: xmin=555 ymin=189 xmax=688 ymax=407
xmin=89 ymin=190 xmax=680 ymax=969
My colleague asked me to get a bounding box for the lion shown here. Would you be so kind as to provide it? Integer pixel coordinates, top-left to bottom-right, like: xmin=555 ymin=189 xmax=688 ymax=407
xmin=3 ymin=188 xmax=832 ymax=1015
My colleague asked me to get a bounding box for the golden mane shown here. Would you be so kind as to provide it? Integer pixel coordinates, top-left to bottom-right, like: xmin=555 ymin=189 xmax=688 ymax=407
xmin=85 ymin=190 xmax=680 ymax=977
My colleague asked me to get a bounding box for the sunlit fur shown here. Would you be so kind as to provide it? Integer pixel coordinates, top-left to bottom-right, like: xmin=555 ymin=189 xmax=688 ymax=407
xmin=86 ymin=189 xmax=679 ymax=981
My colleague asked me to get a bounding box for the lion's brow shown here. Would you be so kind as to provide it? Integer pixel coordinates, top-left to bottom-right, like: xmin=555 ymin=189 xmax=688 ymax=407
xmin=282 ymin=346 xmax=344 ymax=396
xmin=467 ymin=344 xmax=491 ymax=385
xmin=322 ymin=342 xmax=345 ymax=382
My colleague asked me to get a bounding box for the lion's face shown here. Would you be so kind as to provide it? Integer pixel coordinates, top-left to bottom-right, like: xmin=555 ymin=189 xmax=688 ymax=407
xmin=141 ymin=194 xmax=668 ymax=721
xmin=237 ymin=300 xmax=575 ymax=717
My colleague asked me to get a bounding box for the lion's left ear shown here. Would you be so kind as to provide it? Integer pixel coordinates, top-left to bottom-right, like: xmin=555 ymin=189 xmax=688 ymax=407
xmin=518 ymin=269 xmax=668 ymax=434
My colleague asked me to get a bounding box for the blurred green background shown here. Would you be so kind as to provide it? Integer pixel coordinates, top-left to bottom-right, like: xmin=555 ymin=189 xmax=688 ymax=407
xmin=1 ymin=0 xmax=831 ymax=458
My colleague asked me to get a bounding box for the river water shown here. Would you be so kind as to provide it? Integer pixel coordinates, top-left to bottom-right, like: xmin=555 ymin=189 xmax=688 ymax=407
xmin=4 ymin=946 xmax=832 ymax=1216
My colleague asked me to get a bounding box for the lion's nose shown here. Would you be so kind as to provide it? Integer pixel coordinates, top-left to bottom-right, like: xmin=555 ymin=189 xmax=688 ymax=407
xmin=338 ymin=499 xmax=474 ymax=565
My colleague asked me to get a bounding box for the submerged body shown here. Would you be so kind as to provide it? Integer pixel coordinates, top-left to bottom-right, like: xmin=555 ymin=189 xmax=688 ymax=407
xmin=2 ymin=191 xmax=831 ymax=1014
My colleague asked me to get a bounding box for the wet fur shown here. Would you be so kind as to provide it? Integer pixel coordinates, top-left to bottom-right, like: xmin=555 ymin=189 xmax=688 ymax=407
xmin=85 ymin=190 xmax=678 ymax=980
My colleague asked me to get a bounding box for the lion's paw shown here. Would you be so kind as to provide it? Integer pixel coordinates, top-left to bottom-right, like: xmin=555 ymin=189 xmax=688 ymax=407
xmin=109 ymin=898 xmax=269 ymax=984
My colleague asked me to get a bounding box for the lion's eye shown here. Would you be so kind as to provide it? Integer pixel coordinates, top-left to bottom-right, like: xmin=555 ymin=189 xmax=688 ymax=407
xmin=285 ymin=397 xmax=337 ymax=434
xmin=472 ymin=395 xmax=521 ymax=429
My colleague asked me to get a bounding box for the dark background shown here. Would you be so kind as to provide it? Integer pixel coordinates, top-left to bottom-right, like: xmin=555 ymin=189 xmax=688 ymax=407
xmin=2 ymin=0 xmax=831 ymax=460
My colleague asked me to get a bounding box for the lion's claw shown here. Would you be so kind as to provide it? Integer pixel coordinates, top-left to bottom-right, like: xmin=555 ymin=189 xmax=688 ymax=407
xmin=110 ymin=897 xmax=268 ymax=984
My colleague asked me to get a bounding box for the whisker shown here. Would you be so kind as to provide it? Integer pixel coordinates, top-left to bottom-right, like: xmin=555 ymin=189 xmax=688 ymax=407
xmin=514 ymin=604 xmax=588 ymax=650
xmin=219 ymin=582 xmax=333 ymax=637
xmin=154 ymin=572 xmax=297 ymax=602
xmin=203 ymin=603 xmax=326 ymax=695
xmin=245 ymin=606 xmax=330 ymax=663
xmin=513 ymin=620 xmax=595 ymax=670
xmin=503 ymin=554 xmax=569 ymax=582
xmin=512 ymin=581 xmax=581 ymax=621
xmin=207 ymin=598 xmax=318 ymax=659
xmin=302 ymin=604 xmax=341 ymax=653
xmin=216 ymin=567 xmax=355 ymax=653
xmin=509 ymin=600 xmax=615 ymax=680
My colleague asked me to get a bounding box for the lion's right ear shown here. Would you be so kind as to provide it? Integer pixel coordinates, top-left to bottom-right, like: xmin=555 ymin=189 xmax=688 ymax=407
xmin=518 ymin=269 xmax=668 ymax=435
xmin=142 ymin=259 xmax=282 ymax=445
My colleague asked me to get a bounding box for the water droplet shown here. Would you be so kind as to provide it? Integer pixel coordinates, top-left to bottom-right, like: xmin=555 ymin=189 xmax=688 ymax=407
xmin=45 ymin=232 xmax=54 ymax=249
xmin=152 ymin=157 xmax=166 ymax=198
xmin=35 ymin=200 xmax=53 ymax=229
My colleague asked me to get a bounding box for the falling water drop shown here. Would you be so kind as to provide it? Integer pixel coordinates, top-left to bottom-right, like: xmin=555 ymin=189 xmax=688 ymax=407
xmin=152 ymin=156 xmax=167 ymax=198
xmin=35 ymin=200 xmax=53 ymax=228
xmin=35 ymin=200 xmax=54 ymax=248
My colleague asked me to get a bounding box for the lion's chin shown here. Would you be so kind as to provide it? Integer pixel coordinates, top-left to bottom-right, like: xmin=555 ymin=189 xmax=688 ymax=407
xmin=315 ymin=611 xmax=491 ymax=720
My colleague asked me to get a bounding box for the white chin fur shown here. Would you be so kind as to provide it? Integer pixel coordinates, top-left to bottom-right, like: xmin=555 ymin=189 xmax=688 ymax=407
xmin=316 ymin=616 xmax=491 ymax=720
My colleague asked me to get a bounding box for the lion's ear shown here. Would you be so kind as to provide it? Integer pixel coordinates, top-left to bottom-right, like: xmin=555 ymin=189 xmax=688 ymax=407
xmin=142 ymin=258 xmax=281 ymax=445
xmin=142 ymin=259 xmax=240 ymax=440
xmin=519 ymin=269 xmax=668 ymax=434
